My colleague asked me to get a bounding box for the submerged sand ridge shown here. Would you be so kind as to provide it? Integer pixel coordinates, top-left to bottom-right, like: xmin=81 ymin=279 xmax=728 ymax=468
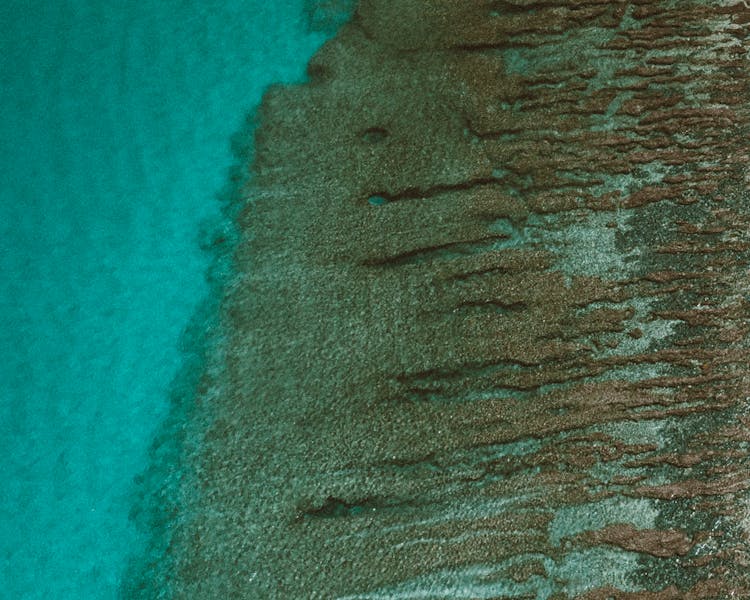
xmin=156 ymin=1 xmax=750 ymax=597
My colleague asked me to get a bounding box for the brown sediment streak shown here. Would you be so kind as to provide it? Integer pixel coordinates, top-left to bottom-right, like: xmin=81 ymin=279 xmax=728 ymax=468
xmin=576 ymin=523 xmax=694 ymax=558
xmin=160 ymin=0 xmax=750 ymax=598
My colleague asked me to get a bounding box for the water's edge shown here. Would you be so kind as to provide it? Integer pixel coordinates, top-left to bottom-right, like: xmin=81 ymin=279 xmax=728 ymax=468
xmin=120 ymin=4 xmax=356 ymax=595
xmin=119 ymin=112 xmax=247 ymax=599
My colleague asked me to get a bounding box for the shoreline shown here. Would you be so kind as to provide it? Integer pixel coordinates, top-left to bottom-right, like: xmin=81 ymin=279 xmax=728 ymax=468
xmin=120 ymin=115 xmax=242 ymax=600
xmin=120 ymin=5 xmax=357 ymax=596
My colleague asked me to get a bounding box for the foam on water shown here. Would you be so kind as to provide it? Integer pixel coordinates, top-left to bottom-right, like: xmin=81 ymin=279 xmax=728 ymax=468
xmin=0 ymin=1 xmax=336 ymax=597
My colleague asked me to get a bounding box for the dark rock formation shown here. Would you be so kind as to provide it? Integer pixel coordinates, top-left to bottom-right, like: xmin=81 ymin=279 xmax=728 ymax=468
xmin=151 ymin=1 xmax=750 ymax=597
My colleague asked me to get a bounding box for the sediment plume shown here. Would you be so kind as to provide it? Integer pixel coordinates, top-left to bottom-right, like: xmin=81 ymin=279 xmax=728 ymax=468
xmin=147 ymin=1 xmax=750 ymax=597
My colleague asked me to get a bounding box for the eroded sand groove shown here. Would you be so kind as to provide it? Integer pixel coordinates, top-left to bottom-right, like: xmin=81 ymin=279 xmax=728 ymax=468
xmin=159 ymin=1 xmax=750 ymax=598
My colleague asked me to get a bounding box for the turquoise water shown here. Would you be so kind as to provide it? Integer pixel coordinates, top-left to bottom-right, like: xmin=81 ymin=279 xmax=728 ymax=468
xmin=0 ymin=2 xmax=333 ymax=597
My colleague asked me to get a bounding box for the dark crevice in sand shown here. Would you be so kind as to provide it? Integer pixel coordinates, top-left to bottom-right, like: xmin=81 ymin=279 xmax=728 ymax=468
xmin=367 ymin=177 xmax=505 ymax=204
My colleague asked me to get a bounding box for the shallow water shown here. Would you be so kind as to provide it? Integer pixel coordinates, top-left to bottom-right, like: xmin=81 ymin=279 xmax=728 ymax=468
xmin=0 ymin=1 xmax=331 ymax=597
xmin=161 ymin=2 xmax=750 ymax=597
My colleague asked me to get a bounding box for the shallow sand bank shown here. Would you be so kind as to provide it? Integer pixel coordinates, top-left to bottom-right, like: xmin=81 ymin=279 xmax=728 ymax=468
xmin=156 ymin=2 xmax=750 ymax=597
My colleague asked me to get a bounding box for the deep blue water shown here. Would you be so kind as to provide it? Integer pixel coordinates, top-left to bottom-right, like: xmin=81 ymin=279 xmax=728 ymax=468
xmin=0 ymin=2 xmax=333 ymax=597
